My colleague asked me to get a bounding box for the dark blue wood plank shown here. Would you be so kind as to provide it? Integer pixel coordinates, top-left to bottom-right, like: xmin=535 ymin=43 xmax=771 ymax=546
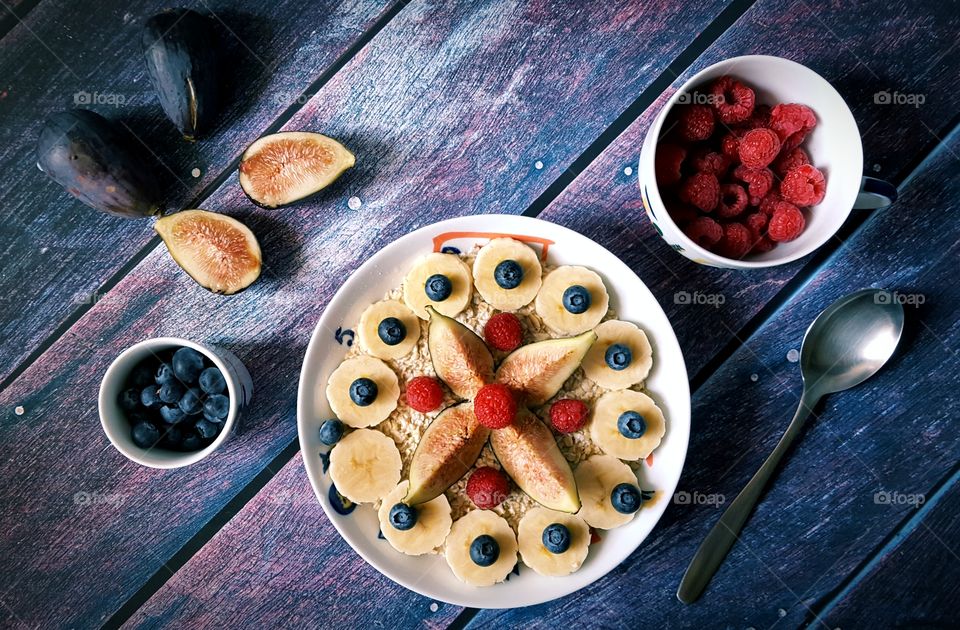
xmin=820 ymin=469 xmax=960 ymax=627
xmin=0 ymin=0 xmax=395 ymax=385
xmin=468 ymin=126 xmax=960 ymax=628
xmin=0 ymin=1 xmax=736 ymax=626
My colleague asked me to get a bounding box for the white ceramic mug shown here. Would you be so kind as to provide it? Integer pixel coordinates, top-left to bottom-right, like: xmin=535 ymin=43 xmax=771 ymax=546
xmin=637 ymin=55 xmax=896 ymax=269
xmin=99 ymin=337 xmax=253 ymax=468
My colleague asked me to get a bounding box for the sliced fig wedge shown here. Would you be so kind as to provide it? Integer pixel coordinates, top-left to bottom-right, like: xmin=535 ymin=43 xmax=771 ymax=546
xmin=155 ymin=209 xmax=261 ymax=294
xmin=426 ymin=306 xmax=494 ymax=400
xmin=238 ymin=132 xmax=355 ymax=208
xmin=490 ymin=408 xmax=580 ymax=513
xmin=495 ymin=330 xmax=596 ymax=405
xmin=405 ymin=402 xmax=490 ymax=505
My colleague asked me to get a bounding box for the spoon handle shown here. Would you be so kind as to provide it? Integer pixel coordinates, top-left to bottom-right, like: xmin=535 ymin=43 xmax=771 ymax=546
xmin=677 ymin=388 xmax=819 ymax=603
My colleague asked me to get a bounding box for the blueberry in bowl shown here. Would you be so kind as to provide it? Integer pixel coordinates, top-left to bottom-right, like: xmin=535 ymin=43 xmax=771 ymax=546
xmin=99 ymin=337 xmax=252 ymax=468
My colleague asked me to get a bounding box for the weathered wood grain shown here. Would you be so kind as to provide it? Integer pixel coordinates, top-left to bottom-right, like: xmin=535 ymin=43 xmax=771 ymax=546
xmin=537 ymin=0 xmax=960 ymax=383
xmin=0 ymin=0 xmax=395 ymax=385
xmin=468 ymin=129 xmax=960 ymax=628
xmin=116 ymin=1 xmax=960 ymax=626
xmin=0 ymin=1 xmax=736 ymax=626
xmin=820 ymin=471 xmax=960 ymax=627
xmin=122 ymin=454 xmax=462 ymax=629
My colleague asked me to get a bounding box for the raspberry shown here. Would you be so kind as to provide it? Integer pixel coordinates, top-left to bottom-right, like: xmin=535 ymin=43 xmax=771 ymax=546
xmin=466 ymin=466 xmax=510 ymax=509
xmin=683 ymin=216 xmax=723 ymax=249
xmin=720 ymin=133 xmax=741 ymax=160
xmin=744 ymin=211 xmax=768 ymax=239
xmin=758 ymin=192 xmax=782 ymax=216
xmin=769 ymin=103 xmax=816 ymax=143
xmin=666 ymin=200 xmax=699 ymax=225
xmin=716 ymin=222 xmax=752 ymax=259
xmin=744 ymin=104 xmax=771 ymax=129
xmin=483 ymin=313 xmax=524 ymax=352
xmin=780 ymin=164 xmax=826 ymax=206
xmin=710 ymin=76 xmax=755 ymax=124
xmin=679 ymin=172 xmax=719 ymax=212
xmin=690 ymin=147 xmax=731 ymax=176
xmin=733 ymin=166 xmax=774 ymax=203
xmin=474 ymin=383 xmax=517 ymax=429
xmin=752 ymin=236 xmax=776 ymax=253
xmin=716 ymin=183 xmax=748 ymax=218
xmin=655 ymin=143 xmax=686 ymax=187
xmin=405 ymin=376 xmax=444 ymax=413
xmin=767 ymin=201 xmax=806 ymax=241
xmin=676 ymin=104 xmax=715 ymax=142
xmin=772 ymin=147 xmax=810 ymax=178
xmin=549 ymin=399 xmax=589 ymax=433
xmin=738 ymin=128 xmax=781 ymax=169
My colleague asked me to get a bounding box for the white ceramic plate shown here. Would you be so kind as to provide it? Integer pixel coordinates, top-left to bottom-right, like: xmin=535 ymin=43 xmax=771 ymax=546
xmin=297 ymin=214 xmax=690 ymax=608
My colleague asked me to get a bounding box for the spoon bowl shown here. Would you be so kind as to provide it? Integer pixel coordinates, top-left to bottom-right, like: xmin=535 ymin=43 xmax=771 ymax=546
xmin=801 ymin=288 xmax=905 ymax=396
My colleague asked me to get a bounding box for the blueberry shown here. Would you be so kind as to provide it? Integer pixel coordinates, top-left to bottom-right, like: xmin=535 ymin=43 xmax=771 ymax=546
xmin=424 ymin=274 xmax=452 ymax=301
xmin=180 ymin=431 xmax=203 ymax=451
xmin=127 ymin=409 xmax=149 ymax=426
xmin=172 ymin=347 xmax=205 ymax=383
xmin=158 ymin=380 xmax=185 ymax=404
xmin=159 ymin=405 xmax=186 ymax=424
xmin=469 ymin=534 xmax=500 ymax=567
xmin=195 ymin=417 xmax=220 ymax=440
xmin=494 ymin=260 xmax=523 ymax=289
xmin=178 ymin=387 xmax=204 ymax=415
xmin=329 ymin=484 xmax=356 ymax=515
xmin=319 ymin=419 xmax=344 ymax=446
xmin=198 ymin=367 xmax=226 ymax=394
xmin=604 ymin=343 xmax=633 ymax=371
xmin=140 ymin=386 xmax=162 ymax=408
xmin=541 ymin=523 xmax=571 ymax=554
xmin=118 ymin=388 xmax=141 ymax=412
xmin=349 ymin=378 xmax=378 ymax=406
xmin=129 ymin=361 xmax=155 ymax=388
xmin=161 ymin=425 xmax=184 ymax=448
xmin=388 ymin=503 xmax=418 ymax=531
xmin=155 ymin=362 xmax=176 ymax=385
xmin=610 ymin=483 xmax=642 ymax=514
xmin=203 ymin=394 xmax=230 ymax=420
xmin=377 ymin=317 xmax=406 ymax=346
xmin=562 ymin=285 xmax=591 ymax=314
xmin=617 ymin=411 xmax=646 ymax=439
xmin=131 ymin=421 xmax=160 ymax=449
xmin=203 ymin=409 xmax=222 ymax=424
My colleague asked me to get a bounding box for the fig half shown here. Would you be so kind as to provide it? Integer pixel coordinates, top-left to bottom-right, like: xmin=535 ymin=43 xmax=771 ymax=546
xmin=238 ymin=132 xmax=355 ymax=208
xmin=155 ymin=210 xmax=262 ymax=294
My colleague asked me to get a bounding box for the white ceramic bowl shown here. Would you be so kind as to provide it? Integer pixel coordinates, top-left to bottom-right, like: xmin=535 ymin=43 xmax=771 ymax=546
xmin=99 ymin=337 xmax=253 ymax=468
xmin=297 ymin=214 xmax=691 ymax=608
xmin=638 ymin=55 xmax=878 ymax=268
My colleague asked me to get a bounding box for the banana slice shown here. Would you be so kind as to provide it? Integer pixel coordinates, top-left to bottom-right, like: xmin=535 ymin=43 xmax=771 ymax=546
xmin=326 ymin=356 xmax=400 ymax=428
xmin=575 ymin=454 xmax=640 ymax=530
xmin=590 ymin=389 xmax=666 ymax=461
xmin=403 ymin=253 xmax=473 ymax=319
xmin=357 ymin=299 xmax=421 ymax=360
xmin=582 ymin=320 xmax=653 ymax=390
xmin=535 ymin=266 xmax=609 ymax=335
xmin=517 ymin=507 xmax=590 ymax=577
xmin=472 ymin=237 xmax=543 ymax=311
xmin=444 ymin=510 xmax=519 ymax=587
xmin=377 ymin=481 xmax=452 ymax=556
xmin=329 ymin=428 xmax=402 ymax=504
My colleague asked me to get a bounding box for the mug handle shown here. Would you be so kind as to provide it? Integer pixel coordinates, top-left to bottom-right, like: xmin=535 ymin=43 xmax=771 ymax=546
xmin=854 ymin=176 xmax=897 ymax=210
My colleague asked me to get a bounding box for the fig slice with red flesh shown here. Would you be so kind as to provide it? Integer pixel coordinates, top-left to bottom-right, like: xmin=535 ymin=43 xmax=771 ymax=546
xmin=155 ymin=209 xmax=262 ymax=294
xmin=238 ymin=131 xmax=355 ymax=208
xmin=405 ymin=402 xmax=490 ymax=506
xmin=426 ymin=306 xmax=494 ymax=400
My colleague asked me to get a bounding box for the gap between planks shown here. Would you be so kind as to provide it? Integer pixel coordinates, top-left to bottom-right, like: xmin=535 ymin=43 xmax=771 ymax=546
xmin=0 ymin=0 xmax=410 ymax=395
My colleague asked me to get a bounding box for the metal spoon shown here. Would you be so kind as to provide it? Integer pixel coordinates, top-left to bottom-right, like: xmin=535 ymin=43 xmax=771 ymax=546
xmin=677 ymin=288 xmax=905 ymax=604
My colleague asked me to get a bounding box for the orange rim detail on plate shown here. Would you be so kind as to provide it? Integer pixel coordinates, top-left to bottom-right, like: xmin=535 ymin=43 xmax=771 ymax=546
xmin=432 ymin=231 xmax=555 ymax=260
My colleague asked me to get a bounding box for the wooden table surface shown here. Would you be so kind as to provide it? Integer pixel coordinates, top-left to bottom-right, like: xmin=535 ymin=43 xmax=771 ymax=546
xmin=2 ymin=1 xmax=958 ymax=628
